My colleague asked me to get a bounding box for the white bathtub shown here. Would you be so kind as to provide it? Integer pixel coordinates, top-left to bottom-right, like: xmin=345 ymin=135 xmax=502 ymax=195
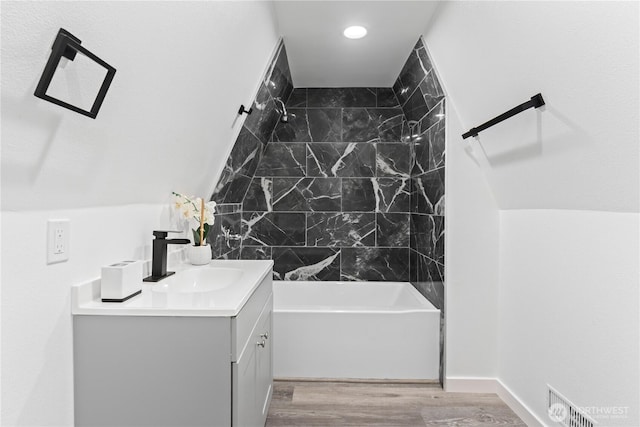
xmin=273 ymin=281 xmax=440 ymax=380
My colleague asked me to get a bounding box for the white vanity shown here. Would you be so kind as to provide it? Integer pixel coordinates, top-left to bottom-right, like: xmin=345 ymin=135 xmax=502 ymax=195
xmin=71 ymin=260 xmax=274 ymax=427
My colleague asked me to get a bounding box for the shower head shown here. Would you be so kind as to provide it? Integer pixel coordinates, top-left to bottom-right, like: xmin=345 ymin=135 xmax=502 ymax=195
xmin=274 ymin=97 xmax=294 ymax=123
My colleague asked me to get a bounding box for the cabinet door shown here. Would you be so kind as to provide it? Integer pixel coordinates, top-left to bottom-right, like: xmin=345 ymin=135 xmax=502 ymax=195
xmin=233 ymin=294 xmax=273 ymax=427
xmin=255 ymin=308 xmax=273 ymax=421
xmin=232 ymin=337 xmax=259 ymax=427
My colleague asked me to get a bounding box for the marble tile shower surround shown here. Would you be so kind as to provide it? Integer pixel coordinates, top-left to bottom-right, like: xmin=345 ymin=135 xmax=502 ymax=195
xmin=208 ymin=38 xmax=445 ymax=298
xmin=240 ymin=87 xmax=417 ymax=282
xmin=392 ymin=38 xmax=446 ymax=383
xmin=203 ymin=37 xmax=447 ymax=382
xmin=391 ymin=38 xmax=446 ymax=317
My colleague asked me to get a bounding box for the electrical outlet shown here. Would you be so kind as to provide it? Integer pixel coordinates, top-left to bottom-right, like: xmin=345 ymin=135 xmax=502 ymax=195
xmin=47 ymin=219 xmax=70 ymax=264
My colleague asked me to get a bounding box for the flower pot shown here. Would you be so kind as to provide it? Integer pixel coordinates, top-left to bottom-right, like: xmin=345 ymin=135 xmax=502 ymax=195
xmin=187 ymin=244 xmax=212 ymax=265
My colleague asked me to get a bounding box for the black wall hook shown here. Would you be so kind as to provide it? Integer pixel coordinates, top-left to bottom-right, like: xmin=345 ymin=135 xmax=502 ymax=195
xmin=238 ymin=104 xmax=253 ymax=115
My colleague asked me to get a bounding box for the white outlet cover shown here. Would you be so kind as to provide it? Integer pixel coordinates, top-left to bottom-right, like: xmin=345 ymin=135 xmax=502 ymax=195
xmin=47 ymin=219 xmax=70 ymax=264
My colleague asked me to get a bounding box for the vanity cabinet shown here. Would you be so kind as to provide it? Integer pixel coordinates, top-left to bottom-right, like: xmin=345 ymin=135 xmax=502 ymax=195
xmin=73 ymin=274 xmax=273 ymax=427
xmin=233 ymin=294 xmax=273 ymax=426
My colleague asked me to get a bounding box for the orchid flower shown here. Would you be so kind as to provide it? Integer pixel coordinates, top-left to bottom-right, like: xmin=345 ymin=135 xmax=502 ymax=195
xmin=171 ymin=192 xmax=217 ymax=246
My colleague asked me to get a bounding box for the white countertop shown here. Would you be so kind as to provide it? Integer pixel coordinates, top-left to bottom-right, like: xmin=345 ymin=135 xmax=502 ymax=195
xmin=71 ymin=260 xmax=273 ymax=317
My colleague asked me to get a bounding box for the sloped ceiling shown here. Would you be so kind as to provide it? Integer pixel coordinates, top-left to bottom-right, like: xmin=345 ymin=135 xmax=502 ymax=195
xmin=274 ymin=1 xmax=439 ymax=88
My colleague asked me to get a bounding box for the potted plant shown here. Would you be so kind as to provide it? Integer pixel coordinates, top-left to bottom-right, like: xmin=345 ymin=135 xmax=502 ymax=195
xmin=172 ymin=192 xmax=217 ymax=265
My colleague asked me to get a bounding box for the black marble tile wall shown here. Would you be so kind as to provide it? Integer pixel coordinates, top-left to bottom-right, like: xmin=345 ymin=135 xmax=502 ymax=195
xmin=211 ymin=127 xmax=262 ymax=204
xmin=210 ymin=41 xmax=294 ymax=205
xmin=307 ymin=142 xmax=376 ymax=177
xmin=272 ymin=107 xmax=408 ymax=143
xmin=307 ymin=212 xmax=375 ymax=247
xmin=242 ymin=211 xmax=306 ymax=247
xmin=396 ymin=38 xmax=446 ymax=383
xmin=209 ymin=39 xmax=445 ymax=298
xmin=240 ymin=245 xmax=271 ymax=260
xmin=208 ymin=204 xmax=242 ymax=260
xmin=393 ymin=38 xmax=444 ymax=130
xmin=377 ymin=213 xmax=410 ymax=247
xmin=223 ymin=85 xmax=413 ymax=281
xmin=273 ymin=178 xmax=342 ymax=212
xmin=272 ymin=247 xmax=341 ymax=281
xmin=255 ymin=143 xmax=306 ymax=177
xmin=341 ymin=247 xmax=410 ymax=281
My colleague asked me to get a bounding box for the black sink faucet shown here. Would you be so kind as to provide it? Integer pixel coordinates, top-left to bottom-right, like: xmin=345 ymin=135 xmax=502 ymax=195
xmin=143 ymin=230 xmax=191 ymax=282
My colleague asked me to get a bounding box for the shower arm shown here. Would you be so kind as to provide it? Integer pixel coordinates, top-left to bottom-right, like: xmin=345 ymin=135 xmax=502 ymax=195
xmin=274 ymin=97 xmax=292 ymax=123
xmin=274 ymin=97 xmax=287 ymax=114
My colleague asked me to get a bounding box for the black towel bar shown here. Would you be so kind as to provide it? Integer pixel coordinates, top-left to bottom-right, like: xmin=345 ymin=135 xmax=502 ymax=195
xmin=462 ymin=93 xmax=545 ymax=140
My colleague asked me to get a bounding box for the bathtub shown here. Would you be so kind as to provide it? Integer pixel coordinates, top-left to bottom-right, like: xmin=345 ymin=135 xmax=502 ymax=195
xmin=273 ymin=281 xmax=440 ymax=380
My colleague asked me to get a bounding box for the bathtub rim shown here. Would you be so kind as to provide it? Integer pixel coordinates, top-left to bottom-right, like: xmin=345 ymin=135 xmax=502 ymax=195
xmin=273 ymin=280 xmax=440 ymax=315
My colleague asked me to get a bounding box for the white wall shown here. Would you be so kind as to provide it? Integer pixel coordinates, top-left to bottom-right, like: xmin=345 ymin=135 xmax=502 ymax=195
xmin=1 ymin=206 xmax=168 ymax=426
xmin=425 ymin=1 xmax=639 ymax=212
xmin=1 ymin=2 xmax=279 ymax=425
xmin=444 ymin=106 xmax=500 ymax=381
xmin=499 ymin=211 xmax=639 ymax=426
xmin=1 ymin=1 xmax=279 ymax=211
xmin=425 ymin=2 xmax=639 ymax=425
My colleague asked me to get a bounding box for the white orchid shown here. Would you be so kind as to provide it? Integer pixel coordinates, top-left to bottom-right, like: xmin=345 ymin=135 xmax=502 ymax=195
xmin=172 ymin=192 xmax=217 ymax=246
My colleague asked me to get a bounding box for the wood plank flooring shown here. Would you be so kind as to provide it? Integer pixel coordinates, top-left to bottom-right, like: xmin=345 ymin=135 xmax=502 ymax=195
xmin=266 ymin=379 xmax=526 ymax=426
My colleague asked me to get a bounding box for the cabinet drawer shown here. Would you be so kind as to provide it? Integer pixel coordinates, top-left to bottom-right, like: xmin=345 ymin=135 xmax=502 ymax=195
xmin=231 ymin=275 xmax=272 ymax=362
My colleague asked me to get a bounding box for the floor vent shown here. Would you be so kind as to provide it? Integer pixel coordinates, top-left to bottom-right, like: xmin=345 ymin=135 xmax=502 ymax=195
xmin=547 ymin=385 xmax=596 ymax=427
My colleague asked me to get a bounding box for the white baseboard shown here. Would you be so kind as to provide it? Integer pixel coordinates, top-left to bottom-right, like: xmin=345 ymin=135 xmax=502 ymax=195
xmin=445 ymin=376 xmax=498 ymax=393
xmin=495 ymin=379 xmax=546 ymax=427
xmin=445 ymin=377 xmax=547 ymax=427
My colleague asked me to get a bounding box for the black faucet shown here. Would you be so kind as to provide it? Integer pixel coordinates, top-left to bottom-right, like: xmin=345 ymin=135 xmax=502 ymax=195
xmin=143 ymin=230 xmax=191 ymax=282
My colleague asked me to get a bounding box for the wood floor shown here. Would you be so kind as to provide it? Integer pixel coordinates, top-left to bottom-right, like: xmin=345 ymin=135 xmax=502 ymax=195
xmin=266 ymin=379 xmax=527 ymax=427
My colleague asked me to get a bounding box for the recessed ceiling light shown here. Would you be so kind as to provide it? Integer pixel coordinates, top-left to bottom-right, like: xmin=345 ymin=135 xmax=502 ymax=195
xmin=343 ymin=26 xmax=367 ymax=39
